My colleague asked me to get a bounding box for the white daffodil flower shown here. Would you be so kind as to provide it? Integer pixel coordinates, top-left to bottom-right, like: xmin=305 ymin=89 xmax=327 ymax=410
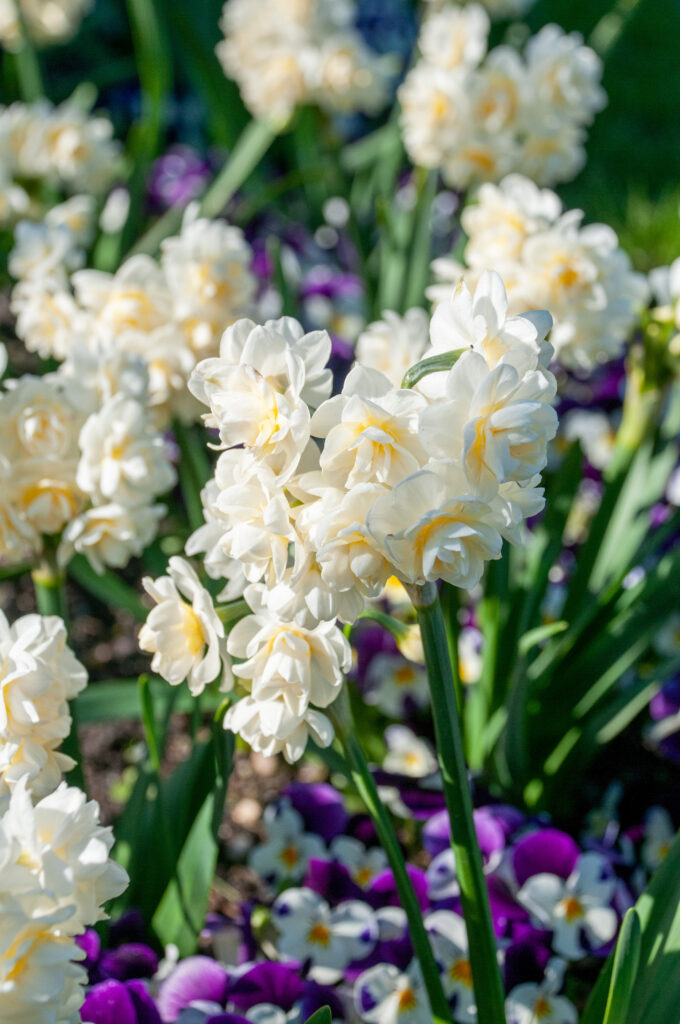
xmin=140 ymin=557 xmax=231 ymax=695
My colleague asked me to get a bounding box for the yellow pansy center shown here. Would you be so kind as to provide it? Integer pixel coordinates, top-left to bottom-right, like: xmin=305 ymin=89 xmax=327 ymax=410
xmin=449 ymin=958 xmax=473 ymax=987
xmin=534 ymin=996 xmax=553 ymax=1019
xmin=398 ymin=985 xmax=417 ymax=1012
xmin=562 ymin=896 xmax=584 ymax=922
xmin=307 ymin=922 xmax=331 ymax=946
xmin=279 ymin=845 xmax=300 ymax=869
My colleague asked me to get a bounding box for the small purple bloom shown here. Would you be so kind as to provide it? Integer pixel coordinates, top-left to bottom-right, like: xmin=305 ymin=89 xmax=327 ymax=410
xmin=147 ymin=146 xmax=212 ymax=209
xmin=304 ymin=857 xmax=363 ymax=903
xmin=81 ymin=979 xmax=161 ymax=1024
xmin=366 ymin=865 xmax=429 ymax=911
xmin=77 ymin=929 xmax=101 ymax=975
xmin=227 ymin=961 xmax=304 ymax=1012
xmin=99 ymin=943 xmax=159 ymax=981
xmin=157 ymin=957 xmax=229 ymax=1023
xmin=512 ymin=828 xmax=581 ymax=886
xmin=284 ymin=782 xmax=349 ymax=843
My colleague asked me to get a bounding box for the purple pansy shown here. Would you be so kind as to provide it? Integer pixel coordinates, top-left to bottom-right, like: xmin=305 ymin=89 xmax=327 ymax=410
xmin=284 ymin=782 xmax=349 ymax=843
xmin=81 ymin=979 xmax=161 ymax=1024
xmin=157 ymin=957 xmax=229 ymax=1022
xmin=512 ymin=828 xmax=581 ymax=886
xmin=147 ymin=146 xmax=212 ymax=209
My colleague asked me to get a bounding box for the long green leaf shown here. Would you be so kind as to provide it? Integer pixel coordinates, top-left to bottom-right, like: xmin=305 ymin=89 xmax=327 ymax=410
xmin=303 ymin=1010 xmax=332 ymax=1024
xmin=602 ymin=909 xmax=642 ymax=1024
xmin=582 ymin=831 xmax=680 ymax=1024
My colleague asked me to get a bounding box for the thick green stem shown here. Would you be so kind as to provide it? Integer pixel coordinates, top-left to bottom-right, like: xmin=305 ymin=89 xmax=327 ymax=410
xmin=10 ymin=0 xmax=44 ymax=101
xmin=409 ymin=582 xmax=507 ymax=1024
xmin=31 ymin=556 xmax=86 ymax=792
xmin=333 ymin=694 xmax=452 ymax=1024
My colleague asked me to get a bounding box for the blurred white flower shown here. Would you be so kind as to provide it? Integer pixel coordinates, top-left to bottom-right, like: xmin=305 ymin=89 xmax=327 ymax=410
xmin=222 ymin=695 xmax=334 ymax=763
xmin=272 ymin=887 xmax=377 ymax=972
xmin=355 ymin=308 xmax=430 ymax=388
xmin=0 ymin=0 xmax=92 ymax=49
xmin=383 ymin=725 xmax=437 ymax=778
xmin=217 ymin=0 xmax=389 ymax=122
xmin=0 ymin=612 xmax=86 ymax=797
xmin=248 ymin=800 xmax=326 ymax=886
xmin=354 ymin=960 xmax=429 ymax=1024
xmin=140 ymin=556 xmax=231 ymax=695
xmin=364 ymin=654 xmax=430 ymax=718
xmin=430 ymin=180 xmax=646 ymax=370
xmin=517 ymin=852 xmax=618 ymax=960
xmin=506 ymin=957 xmax=578 ymax=1024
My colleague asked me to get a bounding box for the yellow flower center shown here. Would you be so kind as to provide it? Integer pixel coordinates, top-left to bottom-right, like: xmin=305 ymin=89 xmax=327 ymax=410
xmin=279 ymin=845 xmax=300 ymax=868
xmin=181 ymin=604 xmax=205 ymax=656
xmin=534 ymin=996 xmax=553 ymax=1019
xmin=562 ymin=896 xmax=584 ymax=922
xmin=394 ymin=665 xmax=416 ymax=686
xmin=398 ymin=986 xmax=417 ymax=1011
xmin=355 ymin=866 xmax=373 ymax=886
xmin=449 ymin=959 xmax=473 ymax=987
xmin=307 ymin=922 xmax=331 ymax=946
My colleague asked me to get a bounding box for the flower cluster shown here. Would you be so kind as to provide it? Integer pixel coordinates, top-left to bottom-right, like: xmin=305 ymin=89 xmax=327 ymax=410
xmin=429 ymin=175 xmax=648 ymax=369
xmin=0 ymin=611 xmax=86 ymax=797
xmin=0 ymin=0 xmax=92 ymax=49
xmin=0 ymin=99 xmax=118 ymax=225
xmin=399 ymin=5 xmax=606 ymax=189
xmin=10 ymin=205 xmax=258 ymax=423
xmin=216 ymin=0 xmax=390 ymax=122
xmin=140 ymin=271 xmax=556 ymax=762
xmin=0 ymin=346 xmax=175 ymax=571
xmin=0 ymin=776 xmax=127 ymax=1023
xmin=78 ymin=780 xmax=678 ymax=1024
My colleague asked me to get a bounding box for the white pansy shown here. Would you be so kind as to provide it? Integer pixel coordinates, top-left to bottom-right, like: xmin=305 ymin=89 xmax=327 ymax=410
xmin=272 ymin=887 xmax=378 ymax=972
xmin=641 ymin=807 xmax=675 ymax=873
xmin=354 ymin=960 xmax=430 ymax=1024
xmin=330 ymin=835 xmax=388 ymax=889
xmin=76 ymin=394 xmax=176 ymax=507
xmin=217 ymin=0 xmax=388 ymax=122
xmin=506 ymin=958 xmax=578 ymax=1024
xmin=355 ymin=308 xmax=430 ymax=388
xmin=248 ymin=800 xmax=326 ymax=886
xmin=364 ymin=655 xmax=430 ymax=718
xmin=517 ymin=852 xmax=618 ymax=960
xmin=425 ymin=910 xmax=476 ymax=1019
xmin=222 ymin=695 xmax=334 ymax=764
xmin=161 ymin=209 xmax=256 ymax=354
xmin=383 ymin=725 xmax=437 ymax=778
xmin=59 ymin=502 xmax=164 ymax=574
xmin=139 ymin=556 xmax=231 ymax=696
xmin=227 ymin=609 xmax=350 ymax=716
xmin=311 ymin=364 xmax=428 ymax=490
xmin=367 ymin=460 xmax=503 ymax=588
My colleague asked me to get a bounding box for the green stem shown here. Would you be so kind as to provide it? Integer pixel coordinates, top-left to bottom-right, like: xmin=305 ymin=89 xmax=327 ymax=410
xmin=31 ymin=556 xmax=86 ymax=792
xmin=409 ymin=582 xmax=507 ymax=1024
xmin=131 ymin=116 xmax=281 ymax=258
xmin=174 ymin=421 xmax=210 ymax=533
xmin=333 ymin=694 xmax=453 ymax=1024
xmin=10 ymin=0 xmax=44 ymax=101
xmin=439 ymin=581 xmax=463 ymax=718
